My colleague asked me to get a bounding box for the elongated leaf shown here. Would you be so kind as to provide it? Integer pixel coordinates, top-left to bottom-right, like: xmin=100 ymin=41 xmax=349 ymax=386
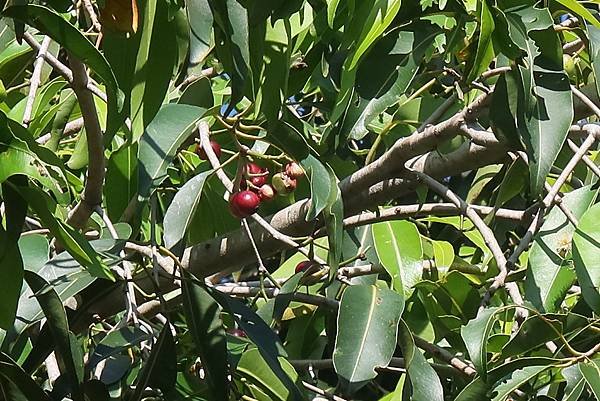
xmin=105 ymin=142 xmax=138 ymax=222
xmin=138 ymin=104 xmax=205 ymax=200
xmin=466 ymin=0 xmax=495 ymax=81
xmin=327 ymin=0 xmax=341 ymax=27
xmin=0 ymin=235 xmax=22 ymax=330
xmin=164 ymin=170 xmax=211 ymax=251
xmin=186 ymin=0 xmax=213 ymax=65
xmin=587 ymin=23 xmax=600 ymax=102
xmin=324 ymin=168 xmax=344 ymax=282
xmin=573 ymin=203 xmax=600 ymax=312
xmin=302 ymin=155 xmax=331 ymax=221
xmin=2 ymin=5 xmax=123 ymax=109
xmin=349 ymin=22 xmax=436 ymax=140
xmin=16 ymin=186 xmax=114 ymax=281
xmin=128 ymin=325 xmax=177 ymax=401
xmin=562 ymin=364 xmax=586 ymax=401
xmin=461 ymin=306 xmax=504 ymax=381
xmin=130 ymin=0 xmax=179 ymax=139
xmin=372 ymin=220 xmax=423 ymax=296
xmin=525 ymin=186 xmax=597 ymax=312
xmin=236 ymin=348 xmax=304 ymax=401
xmin=181 ymin=275 xmax=228 ymax=401
xmin=333 ymin=285 xmax=404 ymax=385
xmin=491 ymin=365 xmax=548 ymax=401
xmin=24 ymin=271 xmax=83 ymax=401
xmin=578 ymin=359 xmax=600 ymax=400
xmin=0 ymin=352 xmax=52 ymax=401
xmin=397 ymin=319 xmax=443 ymax=401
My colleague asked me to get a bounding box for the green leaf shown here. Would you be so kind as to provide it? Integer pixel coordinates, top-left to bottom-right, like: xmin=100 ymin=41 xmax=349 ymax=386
xmin=333 ymin=285 xmax=404 ymax=385
xmin=24 ymin=271 xmax=83 ymax=401
xmin=105 ymin=142 xmax=138 ymax=222
xmin=587 ymin=23 xmax=600 ymax=102
xmin=578 ymin=359 xmax=600 ymax=400
xmin=138 ymin=104 xmax=205 ymax=200
xmin=466 ymin=0 xmax=495 ymax=81
xmin=302 ymin=155 xmax=332 ymax=220
xmin=525 ymin=186 xmax=597 ymax=312
xmin=128 ymin=324 xmax=177 ymax=401
xmin=208 ymin=0 xmax=250 ymax=107
xmin=164 ymin=170 xmax=211 ymax=251
xmin=236 ymin=348 xmax=304 ymax=401
xmin=0 ymin=352 xmax=53 ymax=401
xmin=490 ymin=365 xmax=548 ymax=401
xmin=573 ymin=203 xmax=600 ymax=312
xmin=461 ymin=306 xmax=505 ymax=381
xmin=130 ymin=0 xmax=180 ymax=139
xmin=372 ymin=220 xmax=423 ymax=296
xmin=185 ymin=0 xmax=214 ymax=65
xmin=16 ymin=186 xmax=114 ymax=281
xmin=349 ymin=22 xmax=437 ymax=140
xmin=562 ymin=364 xmax=586 ymax=401
xmin=181 ymin=274 xmax=228 ymax=401
xmin=327 ymin=0 xmax=341 ymax=28
xmin=178 ymin=76 xmax=214 ymax=108
xmin=522 ymin=68 xmax=573 ymax=195
xmin=397 ymin=319 xmax=443 ymax=401
xmin=18 ymin=234 xmax=49 ymax=273
xmin=0 ymin=235 xmax=22 ymax=330
xmin=2 ymin=5 xmax=123 ymax=109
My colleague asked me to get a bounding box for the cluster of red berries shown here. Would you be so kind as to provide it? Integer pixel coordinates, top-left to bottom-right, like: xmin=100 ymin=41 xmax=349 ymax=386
xmin=195 ymin=139 xmax=304 ymax=219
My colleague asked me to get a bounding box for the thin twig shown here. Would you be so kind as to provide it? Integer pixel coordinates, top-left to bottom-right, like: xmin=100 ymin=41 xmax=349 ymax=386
xmin=66 ymin=55 xmax=106 ymax=228
xmin=23 ymin=36 xmax=52 ymax=127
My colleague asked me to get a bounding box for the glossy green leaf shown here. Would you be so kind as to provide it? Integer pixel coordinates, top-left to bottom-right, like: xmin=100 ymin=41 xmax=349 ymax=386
xmin=138 ymin=104 xmax=205 ymax=200
xmin=349 ymin=22 xmax=437 ymax=140
xmin=491 ymin=365 xmax=548 ymax=401
xmin=587 ymin=23 xmax=600 ymax=102
xmin=302 ymin=154 xmax=332 ymax=221
xmin=2 ymin=5 xmax=123 ymax=109
xmin=18 ymin=234 xmax=49 ymax=273
xmin=578 ymin=359 xmax=600 ymax=400
xmin=0 ymin=236 xmax=22 ymax=330
xmin=397 ymin=319 xmax=443 ymax=401
xmin=466 ymin=0 xmax=495 ymax=81
xmin=24 ymin=271 xmax=83 ymax=401
xmin=105 ymin=142 xmax=138 ymax=222
xmin=461 ymin=306 xmax=505 ymax=381
xmin=333 ymin=285 xmax=404 ymax=384
xmin=130 ymin=0 xmax=180 ymax=139
xmin=526 ymin=186 xmax=597 ymax=312
xmin=185 ymin=0 xmax=214 ymax=65
xmin=236 ymin=348 xmax=304 ymax=401
xmin=553 ymin=0 xmax=600 ymax=29
xmin=0 ymin=352 xmax=52 ymax=401
xmin=372 ymin=220 xmax=423 ymax=296
xmin=573 ymin=203 xmax=600 ymax=312
xmin=327 ymin=0 xmax=341 ymax=27
xmin=562 ymin=364 xmax=586 ymax=401
xmin=181 ymin=275 xmax=228 ymax=401
xmin=128 ymin=325 xmax=177 ymax=401
xmin=164 ymin=170 xmax=211 ymax=251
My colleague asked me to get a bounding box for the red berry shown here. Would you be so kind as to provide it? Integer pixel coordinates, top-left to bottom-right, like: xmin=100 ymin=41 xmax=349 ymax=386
xmin=228 ymin=328 xmax=247 ymax=338
xmin=272 ymin=173 xmax=297 ymax=195
xmin=295 ymin=261 xmax=313 ymax=274
xmin=258 ymin=184 xmax=275 ymax=201
xmin=250 ymin=175 xmax=268 ymax=187
xmin=247 ymin=163 xmax=263 ymax=175
xmin=285 ymin=162 xmax=304 ymax=179
xmin=229 ymin=190 xmax=260 ymax=218
xmin=195 ymin=140 xmax=221 ymax=160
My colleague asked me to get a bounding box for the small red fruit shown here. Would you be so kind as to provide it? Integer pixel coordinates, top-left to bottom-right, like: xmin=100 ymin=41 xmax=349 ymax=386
xmin=195 ymin=140 xmax=221 ymax=160
xmin=229 ymin=190 xmax=260 ymax=218
xmin=247 ymin=163 xmax=263 ymax=175
xmin=258 ymin=184 xmax=275 ymax=201
xmin=228 ymin=328 xmax=247 ymax=338
xmin=272 ymin=173 xmax=297 ymax=195
xmin=285 ymin=162 xmax=304 ymax=179
xmin=250 ymin=175 xmax=268 ymax=187
xmin=295 ymin=261 xmax=313 ymax=274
